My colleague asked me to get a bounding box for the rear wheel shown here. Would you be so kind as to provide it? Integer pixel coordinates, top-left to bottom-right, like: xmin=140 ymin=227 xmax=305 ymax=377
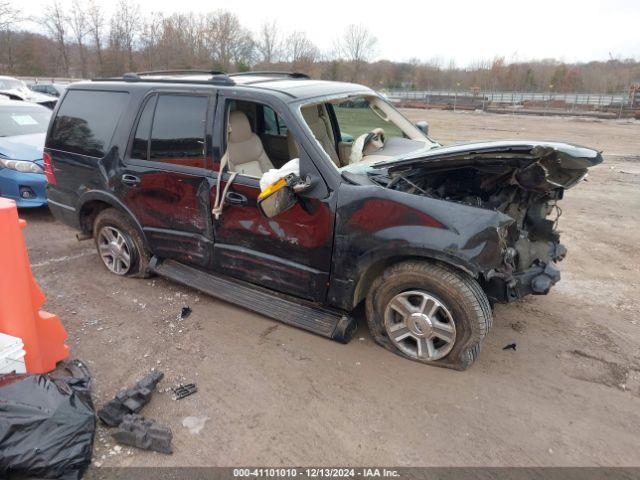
xmin=93 ymin=208 xmax=150 ymax=278
xmin=365 ymin=260 xmax=491 ymax=370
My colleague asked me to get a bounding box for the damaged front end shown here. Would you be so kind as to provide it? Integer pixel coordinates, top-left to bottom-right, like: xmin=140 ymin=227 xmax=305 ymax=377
xmin=374 ymin=141 xmax=603 ymax=303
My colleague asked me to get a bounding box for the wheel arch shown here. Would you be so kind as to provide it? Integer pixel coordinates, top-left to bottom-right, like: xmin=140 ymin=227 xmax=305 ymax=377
xmin=352 ymin=252 xmax=478 ymax=309
xmin=77 ymin=191 xmax=148 ymax=247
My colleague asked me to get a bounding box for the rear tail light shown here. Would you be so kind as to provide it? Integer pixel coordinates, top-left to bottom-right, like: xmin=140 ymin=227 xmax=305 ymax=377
xmin=43 ymin=151 xmax=57 ymax=185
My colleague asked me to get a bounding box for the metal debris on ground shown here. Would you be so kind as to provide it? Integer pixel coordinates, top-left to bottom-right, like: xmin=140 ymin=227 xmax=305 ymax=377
xmin=172 ymin=383 xmax=197 ymax=400
xmin=503 ymin=343 xmax=517 ymax=351
xmin=111 ymin=414 xmax=173 ymax=454
xmin=180 ymin=306 xmax=192 ymax=319
xmin=97 ymin=370 xmax=164 ymax=427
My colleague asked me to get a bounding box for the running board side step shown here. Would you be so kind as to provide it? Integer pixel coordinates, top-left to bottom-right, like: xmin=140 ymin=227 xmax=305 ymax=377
xmin=149 ymin=257 xmax=356 ymax=343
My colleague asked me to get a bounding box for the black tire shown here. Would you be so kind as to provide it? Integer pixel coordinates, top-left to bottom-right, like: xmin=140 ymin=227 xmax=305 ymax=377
xmin=93 ymin=208 xmax=150 ymax=278
xmin=365 ymin=260 xmax=492 ymax=370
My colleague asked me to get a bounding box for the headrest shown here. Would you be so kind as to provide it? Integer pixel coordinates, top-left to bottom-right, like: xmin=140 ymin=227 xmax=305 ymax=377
xmin=229 ymin=111 xmax=252 ymax=143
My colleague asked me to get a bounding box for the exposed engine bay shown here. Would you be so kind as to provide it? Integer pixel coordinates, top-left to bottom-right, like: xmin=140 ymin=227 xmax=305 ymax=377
xmin=368 ymin=142 xmax=602 ymax=302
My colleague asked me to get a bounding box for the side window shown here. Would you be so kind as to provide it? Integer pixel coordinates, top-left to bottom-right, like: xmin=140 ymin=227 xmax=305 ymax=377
xmin=149 ymin=94 xmax=208 ymax=168
xmin=47 ymin=90 xmax=129 ymax=157
xmin=263 ymin=105 xmax=288 ymax=137
xmin=225 ymin=99 xmax=299 ymax=178
xmin=131 ymin=96 xmax=156 ymax=160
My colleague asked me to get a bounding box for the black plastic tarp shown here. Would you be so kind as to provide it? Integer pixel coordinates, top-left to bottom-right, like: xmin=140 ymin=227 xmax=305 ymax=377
xmin=0 ymin=361 xmax=95 ymax=480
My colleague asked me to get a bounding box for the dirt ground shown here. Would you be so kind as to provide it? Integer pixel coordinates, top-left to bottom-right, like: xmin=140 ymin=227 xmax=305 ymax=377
xmin=20 ymin=110 xmax=640 ymax=467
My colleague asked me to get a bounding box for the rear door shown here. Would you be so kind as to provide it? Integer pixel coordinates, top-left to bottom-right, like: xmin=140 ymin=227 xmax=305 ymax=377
xmin=117 ymin=92 xmax=215 ymax=267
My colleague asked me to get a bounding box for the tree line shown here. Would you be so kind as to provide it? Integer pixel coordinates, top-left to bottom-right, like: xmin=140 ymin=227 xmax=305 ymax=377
xmin=1 ymin=0 xmax=638 ymax=93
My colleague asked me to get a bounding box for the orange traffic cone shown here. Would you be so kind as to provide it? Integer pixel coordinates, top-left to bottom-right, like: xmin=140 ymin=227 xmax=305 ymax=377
xmin=0 ymin=198 xmax=69 ymax=373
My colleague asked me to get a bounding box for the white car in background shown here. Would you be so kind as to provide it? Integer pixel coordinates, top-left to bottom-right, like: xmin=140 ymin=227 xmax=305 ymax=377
xmin=0 ymin=76 xmax=58 ymax=109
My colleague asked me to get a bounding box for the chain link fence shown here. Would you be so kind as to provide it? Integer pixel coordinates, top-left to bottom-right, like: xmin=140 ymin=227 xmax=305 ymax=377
xmin=384 ymin=89 xmax=639 ymax=119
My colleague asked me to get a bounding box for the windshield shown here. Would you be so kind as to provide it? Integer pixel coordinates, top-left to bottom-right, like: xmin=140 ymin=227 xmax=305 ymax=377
xmin=299 ymin=94 xmax=436 ymax=174
xmin=0 ymin=78 xmax=26 ymax=90
xmin=0 ymin=106 xmax=51 ymax=137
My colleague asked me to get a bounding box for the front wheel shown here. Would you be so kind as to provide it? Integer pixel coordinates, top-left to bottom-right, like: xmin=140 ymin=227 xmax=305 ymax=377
xmin=365 ymin=261 xmax=492 ymax=370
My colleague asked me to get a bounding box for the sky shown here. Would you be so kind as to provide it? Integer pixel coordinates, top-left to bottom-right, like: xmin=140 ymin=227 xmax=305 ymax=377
xmin=15 ymin=0 xmax=640 ymax=66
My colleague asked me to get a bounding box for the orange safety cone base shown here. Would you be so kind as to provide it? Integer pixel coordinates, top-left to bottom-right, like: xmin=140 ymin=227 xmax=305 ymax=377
xmin=0 ymin=198 xmax=69 ymax=374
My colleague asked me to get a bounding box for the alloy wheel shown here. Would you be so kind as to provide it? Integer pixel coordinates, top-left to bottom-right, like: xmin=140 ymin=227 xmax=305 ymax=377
xmin=383 ymin=290 xmax=456 ymax=361
xmin=97 ymin=226 xmax=132 ymax=275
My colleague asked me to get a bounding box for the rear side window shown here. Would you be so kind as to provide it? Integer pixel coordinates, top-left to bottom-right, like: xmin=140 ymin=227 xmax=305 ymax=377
xmin=131 ymin=96 xmax=156 ymax=160
xmin=148 ymin=95 xmax=208 ymax=168
xmin=47 ymin=90 xmax=128 ymax=157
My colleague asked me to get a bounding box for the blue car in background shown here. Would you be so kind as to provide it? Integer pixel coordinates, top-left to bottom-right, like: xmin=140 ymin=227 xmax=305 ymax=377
xmin=0 ymin=98 xmax=51 ymax=207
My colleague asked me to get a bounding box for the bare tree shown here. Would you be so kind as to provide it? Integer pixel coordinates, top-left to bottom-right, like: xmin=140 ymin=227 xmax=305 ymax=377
xmin=256 ymin=20 xmax=281 ymax=64
xmin=138 ymin=11 xmax=164 ymax=69
xmin=204 ymin=11 xmax=254 ymax=71
xmin=111 ymin=0 xmax=141 ymax=71
xmin=0 ymin=1 xmax=18 ymax=31
xmin=69 ymin=0 xmax=89 ymax=77
xmin=336 ymin=24 xmax=377 ymax=81
xmin=41 ymin=0 xmax=70 ymax=75
xmin=285 ymin=31 xmax=318 ymax=66
xmin=86 ymin=0 xmax=105 ymax=74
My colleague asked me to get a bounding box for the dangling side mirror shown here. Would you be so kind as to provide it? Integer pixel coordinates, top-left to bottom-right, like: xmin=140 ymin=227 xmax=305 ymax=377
xmin=415 ymin=120 xmax=429 ymax=136
xmin=257 ymin=177 xmax=298 ymax=218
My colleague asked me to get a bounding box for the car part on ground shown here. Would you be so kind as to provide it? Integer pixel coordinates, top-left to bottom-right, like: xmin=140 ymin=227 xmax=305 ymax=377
xmin=97 ymin=370 xmax=164 ymax=427
xmin=111 ymin=414 xmax=173 ymax=454
xmin=93 ymin=208 xmax=150 ymax=278
xmin=366 ymin=261 xmax=491 ymax=370
xmin=172 ymin=383 xmax=197 ymax=400
xmin=0 ymin=360 xmax=95 ymax=480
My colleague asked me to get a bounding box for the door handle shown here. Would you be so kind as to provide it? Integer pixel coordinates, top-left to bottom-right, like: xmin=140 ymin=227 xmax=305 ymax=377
xmin=225 ymin=191 xmax=247 ymax=206
xmin=121 ymin=174 xmax=141 ymax=186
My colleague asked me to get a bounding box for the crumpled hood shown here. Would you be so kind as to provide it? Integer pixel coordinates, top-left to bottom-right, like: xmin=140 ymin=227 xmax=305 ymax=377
xmin=376 ymin=140 xmax=603 ymax=190
xmin=381 ymin=140 xmax=603 ymax=169
xmin=0 ymin=133 xmax=46 ymax=161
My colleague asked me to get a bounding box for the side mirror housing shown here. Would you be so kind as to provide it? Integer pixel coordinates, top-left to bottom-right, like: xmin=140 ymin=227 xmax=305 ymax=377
xmin=415 ymin=120 xmax=429 ymax=136
xmin=257 ymin=177 xmax=298 ymax=218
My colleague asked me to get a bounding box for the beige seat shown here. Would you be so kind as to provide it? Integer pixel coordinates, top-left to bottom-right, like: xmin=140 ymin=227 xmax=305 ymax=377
xmin=301 ymin=105 xmax=341 ymax=167
xmin=227 ymin=111 xmax=274 ymax=177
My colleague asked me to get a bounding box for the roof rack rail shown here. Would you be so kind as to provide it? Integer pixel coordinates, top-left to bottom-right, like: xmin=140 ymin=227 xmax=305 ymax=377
xmin=94 ymin=70 xmax=235 ymax=86
xmin=228 ymin=71 xmax=311 ymax=79
xmin=135 ymin=69 xmax=227 ymax=76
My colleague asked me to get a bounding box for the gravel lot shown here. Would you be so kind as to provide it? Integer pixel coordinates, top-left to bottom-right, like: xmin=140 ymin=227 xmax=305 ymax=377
xmin=20 ymin=110 xmax=640 ymax=467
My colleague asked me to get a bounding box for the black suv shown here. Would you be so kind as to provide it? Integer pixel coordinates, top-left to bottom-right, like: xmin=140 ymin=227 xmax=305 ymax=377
xmin=44 ymin=71 xmax=602 ymax=369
